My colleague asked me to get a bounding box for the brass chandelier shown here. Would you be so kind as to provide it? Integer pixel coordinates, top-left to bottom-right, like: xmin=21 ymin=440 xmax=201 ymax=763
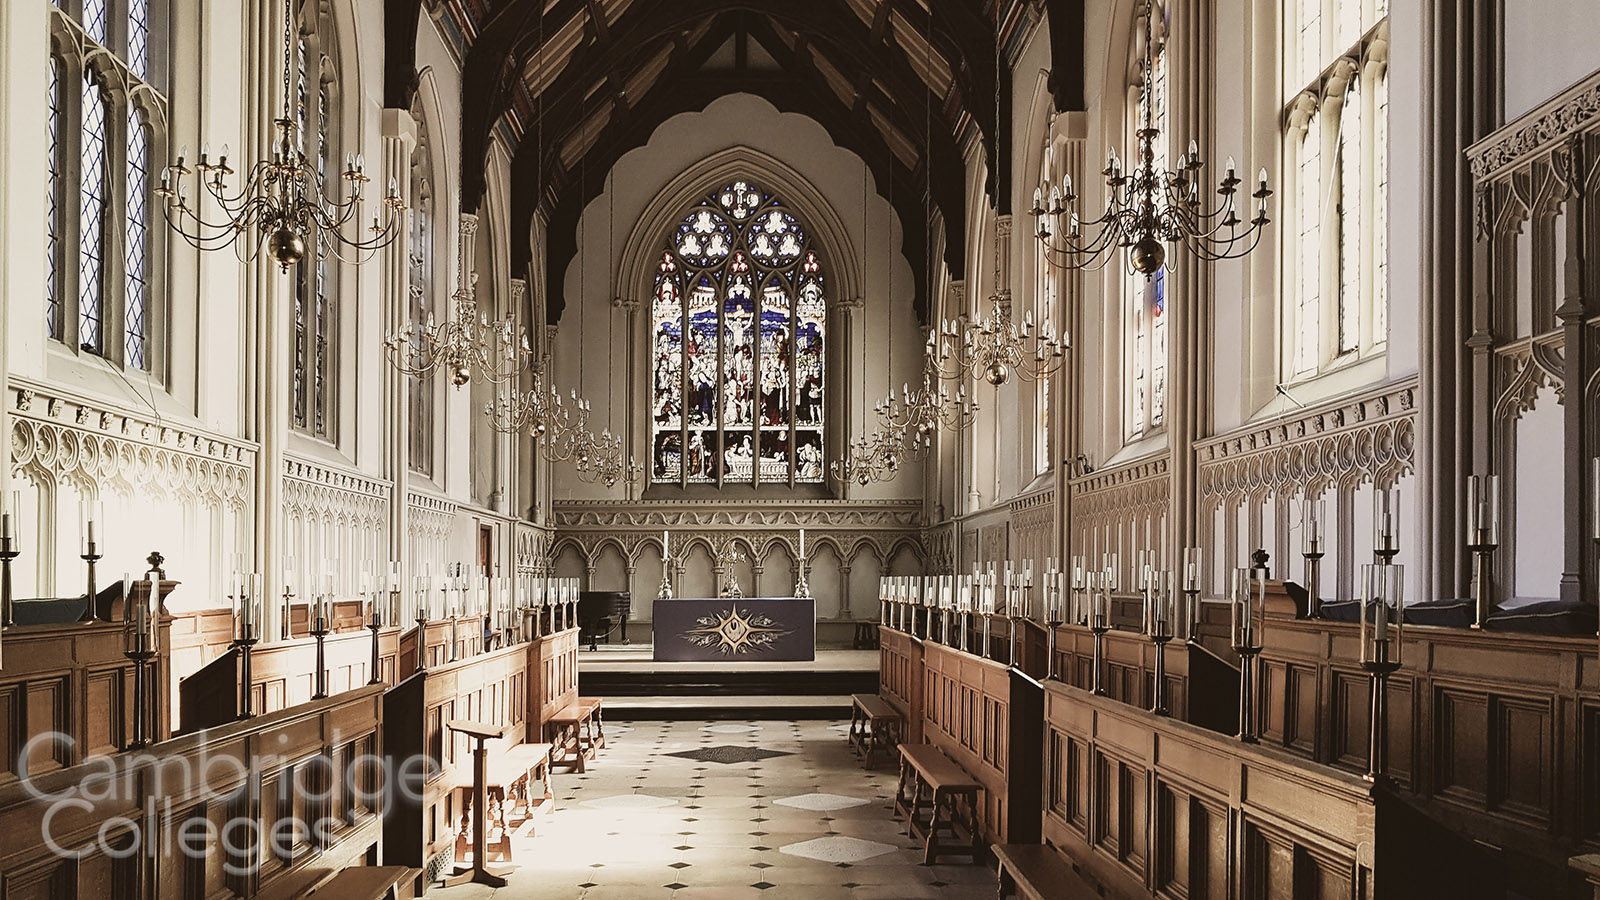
xmin=485 ymin=364 xmax=639 ymax=489
xmin=383 ymin=290 xmax=531 ymax=387
xmin=158 ymin=0 xmax=403 ymax=270
xmin=1029 ymin=0 xmax=1272 ymax=276
xmin=928 ymin=301 xmax=1070 ymax=386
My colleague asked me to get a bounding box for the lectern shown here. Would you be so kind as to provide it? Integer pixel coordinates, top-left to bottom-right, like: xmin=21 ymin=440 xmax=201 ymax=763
xmin=445 ymin=718 xmax=513 ymax=888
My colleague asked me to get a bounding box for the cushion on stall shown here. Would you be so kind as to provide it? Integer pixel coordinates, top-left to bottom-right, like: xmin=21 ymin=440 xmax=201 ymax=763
xmin=1483 ymin=599 xmax=1598 ymax=635
xmin=1404 ymin=598 xmax=1475 ymax=628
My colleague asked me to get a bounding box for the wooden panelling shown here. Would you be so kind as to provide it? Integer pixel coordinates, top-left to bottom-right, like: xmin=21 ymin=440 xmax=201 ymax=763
xmin=385 ymin=627 xmax=576 ymax=877
xmin=0 ymin=616 xmax=172 ymax=779
xmin=1044 ymin=681 xmax=1376 ymax=900
xmin=914 ymin=640 xmax=1043 ymax=844
xmin=178 ymin=626 xmax=404 ymax=731
xmin=1261 ymin=610 xmax=1600 ymax=876
xmin=0 ymin=687 xmax=383 ymax=899
xmin=1051 ymin=624 xmax=1239 ymax=735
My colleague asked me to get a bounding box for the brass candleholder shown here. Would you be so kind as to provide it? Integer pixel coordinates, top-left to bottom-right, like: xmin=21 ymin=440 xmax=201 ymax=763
xmin=310 ymin=599 xmax=330 ymax=699
xmin=0 ymin=534 xmax=17 ymax=629
xmin=1466 ymin=474 xmax=1501 ymax=630
xmin=1360 ymin=563 xmax=1405 ymax=783
xmin=1231 ymin=566 xmax=1265 ymax=743
xmin=82 ymin=541 xmax=103 ymax=617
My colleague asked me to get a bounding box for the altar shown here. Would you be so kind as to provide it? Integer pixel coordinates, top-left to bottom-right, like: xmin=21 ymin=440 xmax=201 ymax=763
xmin=651 ymin=596 xmax=816 ymax=662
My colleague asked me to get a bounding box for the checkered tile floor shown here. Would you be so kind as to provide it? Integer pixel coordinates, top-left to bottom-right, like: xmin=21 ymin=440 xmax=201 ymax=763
xmin=431 ymin=719 xmax=999 ymax=899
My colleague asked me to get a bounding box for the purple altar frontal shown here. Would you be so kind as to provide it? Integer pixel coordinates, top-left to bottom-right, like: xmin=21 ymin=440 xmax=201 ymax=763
xmin=652 ymin=596 xmax=817 ymax=662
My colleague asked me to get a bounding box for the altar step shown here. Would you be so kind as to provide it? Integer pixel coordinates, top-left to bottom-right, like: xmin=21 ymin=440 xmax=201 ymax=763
xmin=579 ymin=648 xmax=877 ymax=721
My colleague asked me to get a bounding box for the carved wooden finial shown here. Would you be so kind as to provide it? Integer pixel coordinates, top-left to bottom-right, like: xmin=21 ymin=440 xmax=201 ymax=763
xmin=146 ymin=551 xmax=166 ymax=579
xmin=1250 ymin=548 xmax=1270 ymax=578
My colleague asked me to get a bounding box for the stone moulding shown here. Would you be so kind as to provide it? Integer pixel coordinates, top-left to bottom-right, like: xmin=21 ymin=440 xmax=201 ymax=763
xmin=10 ymin=381 xmax=254 ymax=505
xmin=1466 ymin=68 xmax=1600 ymax=181
xmin=1195 ymin=377 xmax=1418 ymax=498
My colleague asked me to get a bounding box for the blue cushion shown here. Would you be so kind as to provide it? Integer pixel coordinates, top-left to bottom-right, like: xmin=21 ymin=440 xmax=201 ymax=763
xmin=1484 ymin=599 xmax=1598 ymax=635
xmin=1405 ymin=598 xmax=1475 ymax=628
xmin=1318 ymin=599 xmax=1362 ymax=623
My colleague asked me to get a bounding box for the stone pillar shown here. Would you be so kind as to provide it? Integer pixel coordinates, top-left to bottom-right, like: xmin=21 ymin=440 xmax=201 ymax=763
xmin=1050 ymin=112 xmax=1088 ymax=566
xmin=381 ymin=108 xmax=417 ymax=588
xmin=836 ymin=298 xmax=861 ymax=499
xmin=1165 ymin=0 xmax=1216 ymax=555
xmin=1419 ymin=0 xmax=1500 ymax=602
xmin=616 ymin=295 xmax=641 ymax=500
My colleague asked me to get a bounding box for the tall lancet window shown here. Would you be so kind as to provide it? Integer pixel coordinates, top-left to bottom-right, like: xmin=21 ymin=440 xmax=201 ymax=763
xmin=47 ymin=0 xmax=167 ymax=369
xmin=291 ymin=0 xmax=342 ymax=441
xmin=1124 ymin=5 xmax=1169 ymax=442
xmin=1282 ymin=0 xmax=1389 ymax=378
xmin=408 ymin=106 xmax=436 ymax=476
xmin=651 ymin=181 xmax=826 ymax=488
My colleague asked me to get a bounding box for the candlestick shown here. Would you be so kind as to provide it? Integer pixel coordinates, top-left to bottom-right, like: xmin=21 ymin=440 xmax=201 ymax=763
xmin=0 ymin=491 xmax=18 ymax=630
xmin=1148 ymin=573 xmax=1175 ymax=715
xmin=80 ymin=501 xmax=104 ymax=619
xmin=311 ymin=587 xmax=331 ymax=699
xmin=1300 ymin=499 xmax=1325 ymax=618
xmin=1090 ymin=573 xmax=1111 ymax=696
xmin=1231 ymin=567 xmax=1266 ymax=743
xmin=1465 ymin=474 xmax=1500 ymax=629
xmin=1359 ymin=563 xmax=1405 ymax=782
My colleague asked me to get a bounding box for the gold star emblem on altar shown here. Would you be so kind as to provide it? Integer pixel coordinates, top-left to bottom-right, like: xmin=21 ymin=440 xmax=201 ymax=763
xmin=683 ymin=604 xmax=789 ymax=655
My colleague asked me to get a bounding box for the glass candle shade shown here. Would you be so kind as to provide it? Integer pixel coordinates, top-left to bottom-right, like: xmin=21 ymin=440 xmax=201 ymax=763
xmin=1302 ymin=498 xmax=1325 ymax=556
xmin=1144 ymin=573 xmax=1175 ymax=641
xmin=1465 ymin=474 xmax=1500 ymax=548
xmin=1230 ymin=567 xmax=1264 ymax=651
xmin=1373 ymin=487 xmax=1400 ymax=556
xmin=1360 ymin=563 xmax=1405 ymax=666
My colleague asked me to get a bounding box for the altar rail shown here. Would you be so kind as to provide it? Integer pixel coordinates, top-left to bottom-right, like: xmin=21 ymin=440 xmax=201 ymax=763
xmin=1043 ymin=680 xmax=1378 ymax=898
xmin=179 ymin=626 xmax=403 ymax=732
xmin=0 ymin=685 xmax=384 ymax=900
xmin=1260 ymin=610 xmax=1600 ymax=894
xmin=383 ymin=626 xmax=577 ymax=886
xmin=1 ymin=605 xmax=173 ymax=779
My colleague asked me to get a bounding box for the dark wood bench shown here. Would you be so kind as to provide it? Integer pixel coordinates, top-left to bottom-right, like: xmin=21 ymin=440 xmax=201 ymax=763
xmin=300 ymin=865 xmax=421 ymax=900
xmin=848 ymin=693 xmax=903 ymax=767
xmin=894 ymin=742 xmax=985 ymax=864
xmin=992 ymin=843 xmax=1100 ymax=900
xmin=546 ymin=696 xmax=603 ymax=772
xmin=485 ymin=740 xmax=555 ymax=835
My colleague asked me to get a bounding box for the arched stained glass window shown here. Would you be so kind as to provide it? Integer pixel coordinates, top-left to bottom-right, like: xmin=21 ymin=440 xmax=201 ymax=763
xmin=1124 ymin=26 xmax=1168 ymax=441
xmin=291 ymin=3 xmax=340 ymax=441
xmin=651 ymin=181 xmax=826 ymax=487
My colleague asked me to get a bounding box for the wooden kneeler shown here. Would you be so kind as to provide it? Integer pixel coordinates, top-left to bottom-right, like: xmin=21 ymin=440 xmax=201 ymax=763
xmin=445 ymin=719 xmax=513 ymax=888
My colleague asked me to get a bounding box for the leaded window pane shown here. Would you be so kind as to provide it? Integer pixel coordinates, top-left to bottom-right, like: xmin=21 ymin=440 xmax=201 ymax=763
xmin=651 ymin=181 xmax=825 ymax=486
xmin=1295 ymin=113 xmax=1321 ymax=375
xmin=126 ymin=107 xmax=150 ymax=369
xmin=83 ymin=0 xmax=108 ymax=46
xmin=46 ymin=56 xmax=62 ymax=342
xmin=1374 ymin=70 xmax=1389 ymax=343
xmin=128 ymin=0 xmax=150 ymax=80
xmin=79 ymin=73 xmax=109 ymax=353
xmin=1336 ymin=80 xmax=1361 ymax=356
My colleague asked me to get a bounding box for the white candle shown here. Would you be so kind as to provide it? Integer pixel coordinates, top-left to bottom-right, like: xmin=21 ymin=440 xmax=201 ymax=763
xmin=798 ymin=528 xmax=806 ymax=560
xmin=662 ymin=529 xmax=670 ymax=559
xmin=1 ymin=490 xmax=15 ymax=541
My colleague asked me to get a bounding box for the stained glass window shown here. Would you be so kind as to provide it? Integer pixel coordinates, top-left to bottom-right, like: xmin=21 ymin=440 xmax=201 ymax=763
xmin=1295 ymin=110 xmax=1321 ymax=376
xmin=46 ymin=56 xmax=62 ymax=342
xmin=290 ymin=14 xmax=339 ymax=441
xmin=79 ymin=73 xmax=109 ymax=354
xmin=651 ymin=181 xmax=825 ymax=487
xmin=125 ymin=107 xmax=149 ymax=369
xmin=1125 ymin=33 xmax=1168 ymax=441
